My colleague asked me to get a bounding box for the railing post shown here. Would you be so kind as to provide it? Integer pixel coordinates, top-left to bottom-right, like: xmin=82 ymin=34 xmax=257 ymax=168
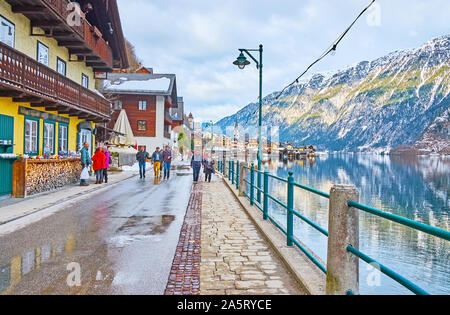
xmin=236 ymin=161 xmax=240 ymax=190
xmin=231 ymin=161 xmax=235 ymax=185
xmin=223 ymin=159 xmax=227 ymax=177
xmin=287 ymin=171 xmax=294 ymax=247
xmin=238 ymin=163 xmax=245 ymax=197
xmin=228 ymin=160 xmax=231 ymax=179
xmin=250 ymin=163 xmax=255 ymax=206
xmin=263 ymin=170 xmax=269 ymax=221
xmin=326 ymin=185 xmax=360 ymax=295
xmin=257 ymin=166 xmax=261 ymax=204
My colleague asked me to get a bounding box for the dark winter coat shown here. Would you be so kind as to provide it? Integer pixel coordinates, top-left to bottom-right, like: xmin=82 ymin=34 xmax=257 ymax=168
xmin=136 ymin=151 xmax=150 ymax=163
xmin=203 ymin=159 xmax=215 ymax=174
xmin=162 ymin=150 xmax=172 ymax=163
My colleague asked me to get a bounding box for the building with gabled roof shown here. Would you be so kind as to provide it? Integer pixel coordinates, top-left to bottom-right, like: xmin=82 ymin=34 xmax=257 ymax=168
xmin=101 ymin=71 xmax=178 ymax=151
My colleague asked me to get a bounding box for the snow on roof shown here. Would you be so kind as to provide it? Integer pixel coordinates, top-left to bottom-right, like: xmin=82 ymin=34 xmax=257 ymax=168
xmin=101 ymin=73 xmax=176 ymax=95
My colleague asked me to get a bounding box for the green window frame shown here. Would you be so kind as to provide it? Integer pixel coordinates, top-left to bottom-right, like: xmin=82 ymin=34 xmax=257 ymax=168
xmin=24 ymin=117 xmax=40 ymax=156
xmin=58 ymin=123 xmax=69 ymax=155
xmin=43 ymin=120 xmax=56 ymax=156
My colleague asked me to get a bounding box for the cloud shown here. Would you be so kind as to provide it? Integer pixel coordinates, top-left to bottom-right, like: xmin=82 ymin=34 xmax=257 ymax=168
xmin=117 ymin=0 xmax=450 ymax=122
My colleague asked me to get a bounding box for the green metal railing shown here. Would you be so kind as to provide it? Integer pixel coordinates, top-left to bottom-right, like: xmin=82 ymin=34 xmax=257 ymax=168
xmin=226 ymin=160 xmax=450 ymax=295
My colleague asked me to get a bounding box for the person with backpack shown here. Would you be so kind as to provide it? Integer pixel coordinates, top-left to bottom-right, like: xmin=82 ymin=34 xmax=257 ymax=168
xmin=191 ymin=149 xmax=203 ymax=183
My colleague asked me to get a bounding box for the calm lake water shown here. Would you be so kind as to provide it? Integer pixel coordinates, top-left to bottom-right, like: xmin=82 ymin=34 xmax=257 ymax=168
xmin=256 ymin=154 xmax=449 ymax=295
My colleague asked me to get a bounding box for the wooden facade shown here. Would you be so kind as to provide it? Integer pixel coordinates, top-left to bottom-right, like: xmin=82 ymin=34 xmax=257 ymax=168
xmin=0 ymin=41 xmax=111 ymax=122
xmin=4 ymin=0 xmax=128 ymax=71
xmin=108 ymin=94 xmax=158 ymax=137
xmin=0 ymin=0 xmax=128 ymax=197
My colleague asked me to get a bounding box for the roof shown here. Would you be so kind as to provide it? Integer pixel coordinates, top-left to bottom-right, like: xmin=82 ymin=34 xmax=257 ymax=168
xmin=136 ymin=65 xmax=154 ymax=74
xmin=101 ymin=73 xmax=177 ymax=96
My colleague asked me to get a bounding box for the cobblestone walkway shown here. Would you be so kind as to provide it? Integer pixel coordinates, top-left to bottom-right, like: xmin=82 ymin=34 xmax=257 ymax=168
xmin=200 ymin=180 xmax=304 ymax=295
xmin=165 ymin=184 xmax=202 ymax=295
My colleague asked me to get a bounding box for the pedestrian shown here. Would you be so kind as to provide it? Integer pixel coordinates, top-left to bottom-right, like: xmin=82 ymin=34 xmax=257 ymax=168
xmin=136 ymin=146 xmax=150 ymax=179
xmin=92 ymin=147 xmax=106 ymax=184
xmin=151 ymin=147 xmax=163 ymax=177
xmin=162 ymin=145 xmax=172 ymax=180
xmin=102 ymin=146 xmax=110 ymax=183
xmin=203 ymin=152 xmax=215 ymax=183
xmin=191 ymin=149 xmax=202 ymax=183
xmin=80 ymin=142 xmax=92 ymax=186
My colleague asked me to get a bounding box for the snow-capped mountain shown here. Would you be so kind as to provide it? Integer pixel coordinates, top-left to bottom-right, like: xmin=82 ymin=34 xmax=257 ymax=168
xmin=216 ymin=35 xmax=450 ymax=153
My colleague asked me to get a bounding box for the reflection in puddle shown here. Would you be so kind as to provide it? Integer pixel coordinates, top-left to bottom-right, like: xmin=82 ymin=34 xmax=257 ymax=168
xmin=0 ymin=233 xmax=77 ymax=294
xmin=108 ymin=235 xmax=163 ymax=248
xmin=118 ymin=215 xmax=175 ymax=236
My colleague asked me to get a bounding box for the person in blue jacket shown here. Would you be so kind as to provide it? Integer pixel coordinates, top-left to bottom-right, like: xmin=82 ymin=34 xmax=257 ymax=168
xmin=80 ymin=142 xmax=91 ymax=186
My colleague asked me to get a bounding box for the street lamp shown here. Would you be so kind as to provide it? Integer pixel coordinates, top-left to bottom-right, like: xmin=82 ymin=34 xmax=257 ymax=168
xmin=210 ymin=120 xmax=214 ymax=155
xmin=233 ymin=44 xmax=263 ymax=203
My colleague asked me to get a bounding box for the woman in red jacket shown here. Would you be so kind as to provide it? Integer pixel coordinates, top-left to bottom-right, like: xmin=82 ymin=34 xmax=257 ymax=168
xmin=92 ymin=147 xmax=106 ymax=184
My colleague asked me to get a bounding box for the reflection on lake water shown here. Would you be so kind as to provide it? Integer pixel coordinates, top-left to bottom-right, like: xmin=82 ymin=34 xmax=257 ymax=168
xmin=262 ymin=154 xmax=449 ymax=295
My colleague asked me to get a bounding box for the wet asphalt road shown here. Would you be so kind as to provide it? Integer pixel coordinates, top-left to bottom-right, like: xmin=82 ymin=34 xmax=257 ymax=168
xmin=0 ymin=174 xmax=193 ymax=295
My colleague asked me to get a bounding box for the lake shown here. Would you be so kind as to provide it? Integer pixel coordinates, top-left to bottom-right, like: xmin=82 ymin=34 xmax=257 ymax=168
xmin=255 ymin=154 xmax=449 ymax=295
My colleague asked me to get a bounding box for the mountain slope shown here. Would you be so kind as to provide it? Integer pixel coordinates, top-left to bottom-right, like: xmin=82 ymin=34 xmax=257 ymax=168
xmin=216 ymin=35 xmax=450 ymax=153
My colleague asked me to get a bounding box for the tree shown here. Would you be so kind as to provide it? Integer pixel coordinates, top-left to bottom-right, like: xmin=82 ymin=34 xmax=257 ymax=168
xmin=125 ymin=39 xmax=142 ymax=72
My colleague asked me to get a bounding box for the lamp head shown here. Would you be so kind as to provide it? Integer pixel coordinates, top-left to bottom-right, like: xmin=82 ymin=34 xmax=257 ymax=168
xmin=233 ymin=52 xmax=250 ymax=69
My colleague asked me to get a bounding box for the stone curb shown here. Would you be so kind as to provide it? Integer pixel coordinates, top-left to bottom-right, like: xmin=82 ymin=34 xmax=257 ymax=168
xmin=0 ymin=173 xmax=137 ymax=226
xmin=222 ymin=176 xmax=326 ymax=295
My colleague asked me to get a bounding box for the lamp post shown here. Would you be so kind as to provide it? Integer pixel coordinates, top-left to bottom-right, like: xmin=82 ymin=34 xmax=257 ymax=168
xmin=210 ymin=120 xmax=214 ymax=154
xmin=233 ymin=44 xmax=263 ymax=203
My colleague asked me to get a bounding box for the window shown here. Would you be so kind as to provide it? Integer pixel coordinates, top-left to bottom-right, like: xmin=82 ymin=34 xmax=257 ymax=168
xmin=37 ymin=41 xmax=49 ymax=66
xmin=0 ymin=15 xmax=15 ymax=47
xmin=57 ymin=57 xmax=66 ymax=76
xmin=113 ymin=100 xmax=122 ymax=110
xmin=58 ymin=124 xmax=68 ymax=155
xmin=24 ymin=118 xmax=39 ymax=155
xmin=81 ymin=73 xmax=89 ymax=89
xmin=138 ymin=100 xmax=147 ymax=111
xmin=138 ymin=120 xmax=147 ymax=131
xmin=43 ymin=121 xmax=55 ymax=155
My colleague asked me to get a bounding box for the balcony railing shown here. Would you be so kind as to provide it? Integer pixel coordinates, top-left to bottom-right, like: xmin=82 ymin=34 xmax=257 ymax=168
xmin=0 ymin=41 xmax=110 ymax=122
xmin=43 ymin=0 xmax=85 ymax=38
xmin=45 ymin=0 xmax=113 ymax=68
xmin=7 ymin=0 xmax=113 ymax=70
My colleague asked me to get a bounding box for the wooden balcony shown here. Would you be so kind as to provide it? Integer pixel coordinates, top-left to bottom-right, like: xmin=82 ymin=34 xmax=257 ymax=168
xmin=6 ymin=0 xmax=113 ymax=71
xmin=0 ymin=41 xmax=111 ymax=122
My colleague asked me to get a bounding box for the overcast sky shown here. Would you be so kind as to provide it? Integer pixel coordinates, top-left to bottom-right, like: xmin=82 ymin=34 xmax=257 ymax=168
xmin=117 ymin=0 xmax=450 ymax=123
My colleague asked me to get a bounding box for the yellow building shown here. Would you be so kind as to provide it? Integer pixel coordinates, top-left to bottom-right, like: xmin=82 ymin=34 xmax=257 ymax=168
xmin=0 ymin=0 xmax=128 ymax=196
